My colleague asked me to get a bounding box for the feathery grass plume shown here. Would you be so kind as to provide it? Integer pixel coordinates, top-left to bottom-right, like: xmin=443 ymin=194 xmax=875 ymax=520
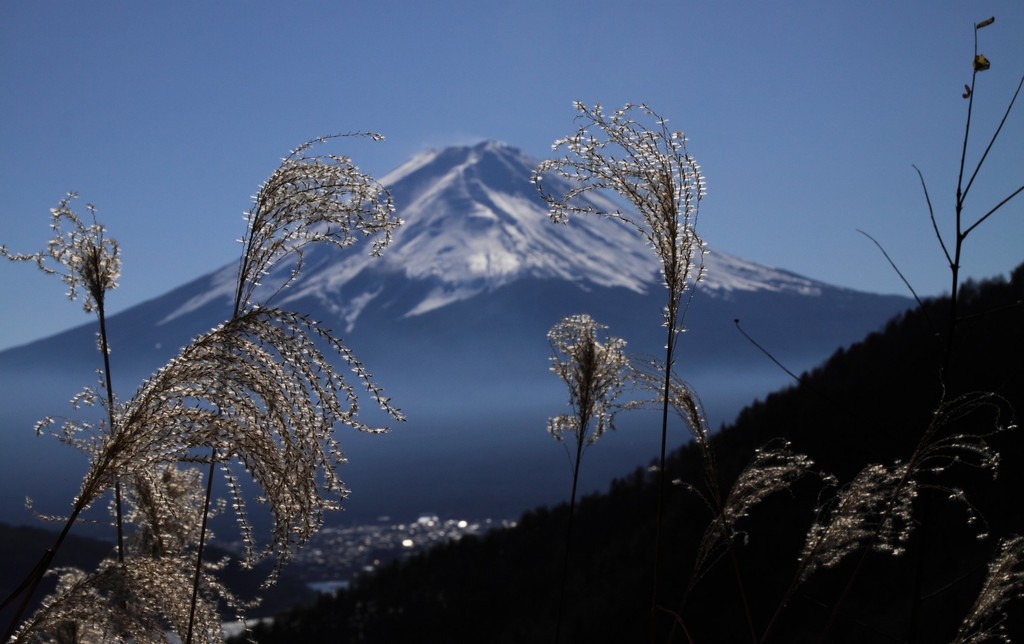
xmin=124 ymin=466 xmax=210 ymax=559
xmin=179 ymin=132 xmax=402 ymax=642
xmin=1 ymin=195 xmax=122 ymax=466
xmin=123 ymin=465 xmax=243 ymax=642
xmin=693 ymin=443 xmax=814 ymax=584
xmin=11 ymin=462 xmax=242 ymax=643
xmin=798 ymin=392 xmax=1010 ymax=585
xmin=10 ymin=556 xmax=231 ymax=643
xmin=635 ymin=362 xmax=812 ymax=639
xmin=9 ymin=564 xmax=160 ymax=643
xmin=953 ymin=535 xmax=1024 ymax=644
xmin=547 ymin=314 xmax=630 ymax=450
xmin=0 ymin=193 xmax=120 ymax=312
xmin=1 ymin=195 xmax=130 ymax=639
xmin=233 ymin=132 xmax=399 ymax=315
xmin=534 ymin=102 xmax=706 ymax=609
xmin=798 ymin=462 xmax=914 ymax=582
xmin=909 ymin=390 xmax=1008 ymax=485
xmin=633 ymin=364 xmax=716 ymax=497
xmin=114 ymin=306 xmax=402 ymax=575
xmin=755 ymin=391 xmax=1016 ymax=642
xmin=11 ymin=468 xmax=224 ymax=642
xmin=690 ymin=443 xmax=814 ymax=644
xmin=547 ymin=314 xmax=630 ymax=643
xmin=210 ymin=133 xmax=402 ymax=570
xmin=533 ymin=103 xmax=706 ymax=333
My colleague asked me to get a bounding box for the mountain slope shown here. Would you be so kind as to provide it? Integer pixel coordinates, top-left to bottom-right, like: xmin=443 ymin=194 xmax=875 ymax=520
xmin=0 ymin=141 xmax=912 ymax=533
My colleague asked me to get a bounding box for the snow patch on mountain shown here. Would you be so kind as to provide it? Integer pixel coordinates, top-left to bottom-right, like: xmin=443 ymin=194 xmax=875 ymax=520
xmin=334 ymin=288 xmax=382 ymax=331
xmin=406 ymin=285 xmax=488 ymax=317
xmin=158 ymin=264 xmax=236 ymax=325
xmin=702 ymin=251 xmax=823 ymax=295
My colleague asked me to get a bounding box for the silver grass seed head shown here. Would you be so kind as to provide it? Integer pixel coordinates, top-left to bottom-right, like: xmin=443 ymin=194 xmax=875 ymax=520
xmin=954 ymin=535 xmax=1024 ymax=644
xmin=1 ymin=194 xmax=121 ymax=314
xmin=12 ymin=557 xmax=230 ymax=643
xmin=535 ymin=103 xmax=706 ymax=332
xmin=693 ymin=442 xmax=814 ymax=577
xmin=236 ymin=133 xmax=401 ymax=314
xmin=547 ymin=314 xmax=630 ymax=449
xmin=798 ymin=462 xmax=916 ymax=581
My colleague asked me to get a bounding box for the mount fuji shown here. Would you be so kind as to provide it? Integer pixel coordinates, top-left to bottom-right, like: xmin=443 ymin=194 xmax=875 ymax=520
xmin=0 ymin=140 xmax=912 ymax=531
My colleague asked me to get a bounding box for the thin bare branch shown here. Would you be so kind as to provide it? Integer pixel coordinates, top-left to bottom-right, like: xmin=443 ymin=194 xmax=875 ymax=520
xmin=962 ymin=182 xmax=1024 ymax=238
xmin=856 ymin=230 xmax=926 ymax=311
xmin=913 ymin=165 xmax=952 ymax=265
xmin=961 ymin=74 xmax=1024 ymax=204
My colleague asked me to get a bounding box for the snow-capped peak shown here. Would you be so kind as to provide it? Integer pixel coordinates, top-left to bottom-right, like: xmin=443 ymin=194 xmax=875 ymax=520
xmin=163 ymin=141 xmax=828 ymax=330
xmin=279 ymin=141 xmax=660 ymax=322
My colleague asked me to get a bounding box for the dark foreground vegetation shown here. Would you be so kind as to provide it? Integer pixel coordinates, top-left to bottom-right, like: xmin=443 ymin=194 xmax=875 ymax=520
xmin=241 ymin=264 xmax=1024 ymax=643
xmin=0 ymin=523 xmax=314 ymax=626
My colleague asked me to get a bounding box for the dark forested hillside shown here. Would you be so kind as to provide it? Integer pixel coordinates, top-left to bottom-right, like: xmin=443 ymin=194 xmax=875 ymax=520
xmin=242 ymin=263 xmax=1024 ymax=643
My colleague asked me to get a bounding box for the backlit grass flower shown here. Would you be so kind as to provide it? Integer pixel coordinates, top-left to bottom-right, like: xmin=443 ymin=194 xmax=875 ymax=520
xmin=234 ymin=133 xmax=401 ymax=314
xmin=533 ymin=102 xmax=706 ymax=334
xmin=110 ymin=306 xmax=403 ymax=573
xmin=548 ymin=314 xmax=630 ymax=450
xmin=954 ymin=535 xmax=1024 ymax=644
xmin=1 ymin=194 xmax=120 ymax=314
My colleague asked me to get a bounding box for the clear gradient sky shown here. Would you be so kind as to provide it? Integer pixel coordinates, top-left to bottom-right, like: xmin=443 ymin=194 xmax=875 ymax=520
xmin=2 ymin=1 xmax=1022 ymax=351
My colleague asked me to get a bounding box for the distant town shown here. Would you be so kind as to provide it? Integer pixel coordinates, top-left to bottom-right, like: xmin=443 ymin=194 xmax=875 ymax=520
xmin=228 ymin=515 xmax=516 ymax=594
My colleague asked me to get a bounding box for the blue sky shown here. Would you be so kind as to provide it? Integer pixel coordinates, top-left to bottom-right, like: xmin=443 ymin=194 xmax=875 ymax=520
xmin=1 ymin=1 xmax=1022 ymax=350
